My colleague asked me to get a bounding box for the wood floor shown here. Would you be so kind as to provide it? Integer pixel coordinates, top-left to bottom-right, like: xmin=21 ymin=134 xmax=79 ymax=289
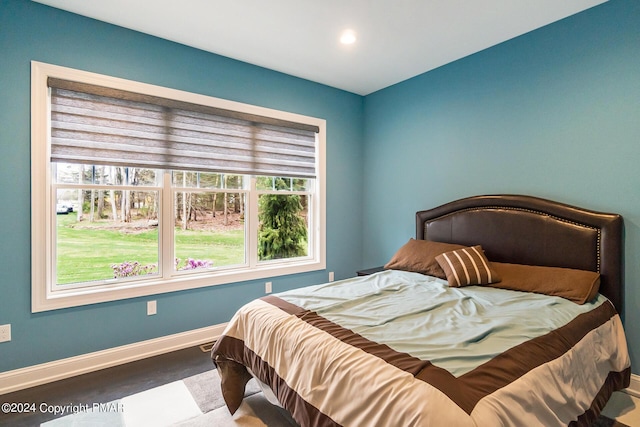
xmin=1 ymin=345 xmax=637 ymax=426
xmin=0 ymin=346 xmax=213 ymax=426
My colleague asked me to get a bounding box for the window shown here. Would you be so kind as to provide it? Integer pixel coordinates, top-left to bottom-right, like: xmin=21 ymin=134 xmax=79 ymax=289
xmin=31 ymin=61 xmax=326 ymax=312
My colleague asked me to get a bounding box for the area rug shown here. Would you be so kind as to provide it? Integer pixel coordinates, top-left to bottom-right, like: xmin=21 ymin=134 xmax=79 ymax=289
xmin=41 ymin=369 xmax=629 ymax=427
xmin=41 ymin=369 xmax=298 ymax=427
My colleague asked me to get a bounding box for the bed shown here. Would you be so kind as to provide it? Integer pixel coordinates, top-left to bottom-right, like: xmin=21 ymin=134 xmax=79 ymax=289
xmin=211 ymin=194 xmax=631 ymax=426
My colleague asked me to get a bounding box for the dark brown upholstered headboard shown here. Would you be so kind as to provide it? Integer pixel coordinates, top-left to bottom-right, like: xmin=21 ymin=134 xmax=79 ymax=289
xmin=416 ymin=195 xmax=624 ymax=314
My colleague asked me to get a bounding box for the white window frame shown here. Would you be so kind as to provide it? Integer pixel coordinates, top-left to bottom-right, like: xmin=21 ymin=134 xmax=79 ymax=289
xmin=31 ymin=61 xmax=326 ymax=312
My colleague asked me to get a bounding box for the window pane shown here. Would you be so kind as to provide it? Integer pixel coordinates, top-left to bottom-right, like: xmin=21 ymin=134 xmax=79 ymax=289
xmin=55 ymin=189 xmax=160 ymax=285
xmin=256 ymin=176 xmax=275 ymax=191
xmin=54 ymin=163 xmax=84 ymax=185
xmin=130 ymin=168 xmax=160 ymax=186
xmin=258 ymin=194 xmax=309 ymax=261
xmin=54 ymin=163 xmax=160 ymax=186
xmin=171 ymin=171 xmax=222 ymax=188
xmin=174 ymin=191 xmax=245 ymax=270
xmin=222 ymin=175 xmax=244 ymax=190
xmin=256 ymin=176 xmax=311 ymax=191
xmin=172 ymin=171 xmax=244 ymax=190
xmin=292 ymin=178 xmax=312 ymax=191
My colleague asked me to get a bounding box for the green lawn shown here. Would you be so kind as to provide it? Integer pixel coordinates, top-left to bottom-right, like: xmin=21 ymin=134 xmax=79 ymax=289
xmin=56 ymin=214 xmax=244 ymax=285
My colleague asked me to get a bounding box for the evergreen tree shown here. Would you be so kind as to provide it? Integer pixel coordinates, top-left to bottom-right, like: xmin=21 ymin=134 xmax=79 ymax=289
xmin=258 ymin=178 xmax=307 ymax=260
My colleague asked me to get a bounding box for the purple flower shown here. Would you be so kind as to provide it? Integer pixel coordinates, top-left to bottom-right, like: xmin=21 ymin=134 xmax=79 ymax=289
xmin=175 ymin=258 xmax=213 ymax=271
xmin=111 ymin=261 xmax=157 ymax=278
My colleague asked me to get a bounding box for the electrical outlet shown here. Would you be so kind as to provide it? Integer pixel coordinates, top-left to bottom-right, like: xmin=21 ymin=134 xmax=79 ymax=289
xmin=147 ymin=300 xmax=157 ymax=316
xmin=0 ymin=324 xmax=11 ymax=343
xmin=265 ymin=282 xmax=272 ymax=294
xmin=329 ymin=271 xmax=335 ymax=282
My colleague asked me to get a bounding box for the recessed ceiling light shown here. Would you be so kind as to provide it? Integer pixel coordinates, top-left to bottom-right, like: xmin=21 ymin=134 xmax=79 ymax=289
xmin=339 ymin=29 xmax=357 ymax=45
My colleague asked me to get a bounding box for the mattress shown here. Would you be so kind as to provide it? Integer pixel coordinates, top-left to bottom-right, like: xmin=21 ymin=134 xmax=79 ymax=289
xmin=211 ymin=270 xmax=631 ymax=426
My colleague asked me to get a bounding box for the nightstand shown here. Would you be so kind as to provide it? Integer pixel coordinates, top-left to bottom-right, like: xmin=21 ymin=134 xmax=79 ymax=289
xmin=356 ymin=266 xmax=385 ymax=276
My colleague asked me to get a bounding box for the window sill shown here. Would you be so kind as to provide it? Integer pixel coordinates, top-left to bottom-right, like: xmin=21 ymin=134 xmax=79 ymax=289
xmin=32 ymin=259 xmax=325 ymax=312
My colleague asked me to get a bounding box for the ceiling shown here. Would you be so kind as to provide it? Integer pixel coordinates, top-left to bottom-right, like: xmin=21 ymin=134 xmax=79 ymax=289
xmin=33 ymin=0 xmax=607 ymax=95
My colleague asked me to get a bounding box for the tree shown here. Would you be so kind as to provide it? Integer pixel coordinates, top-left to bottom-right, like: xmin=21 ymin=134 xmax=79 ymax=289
xmin=182 ymin=172 xmax=190 ymax=230
xmin=258 ymin=178 xmax=307 ymax=260
xmin=110 ymin=166 xmax=118 ymax=221
xmin=76 ymin=165 xmax=84 ymax=222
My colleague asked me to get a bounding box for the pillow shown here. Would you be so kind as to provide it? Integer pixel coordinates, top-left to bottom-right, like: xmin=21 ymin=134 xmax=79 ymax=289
xmin=384 ymin=239 xmax=466 ymax=279
xmin=435 ymin=245 xmax=500 ymax=287
xmin=489 ymin=262 xmax=600 ymax=304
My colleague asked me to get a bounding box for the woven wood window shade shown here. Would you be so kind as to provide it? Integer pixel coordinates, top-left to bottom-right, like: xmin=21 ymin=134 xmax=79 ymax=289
xmin=48 ymin=78 xmax=319 ymax=178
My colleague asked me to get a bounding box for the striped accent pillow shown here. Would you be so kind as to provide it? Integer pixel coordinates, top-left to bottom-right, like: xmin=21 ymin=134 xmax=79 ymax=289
xmin=435 ymin=245 xmax=500 ymax=287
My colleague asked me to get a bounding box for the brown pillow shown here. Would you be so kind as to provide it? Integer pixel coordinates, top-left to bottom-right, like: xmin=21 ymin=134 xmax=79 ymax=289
xmin=384 ymin=239 xmax=466 ymax=279
xmin=489 ymin=262 xmax=600 ymax=304
xmin=435 ymin=245 xmax=500 ymax=287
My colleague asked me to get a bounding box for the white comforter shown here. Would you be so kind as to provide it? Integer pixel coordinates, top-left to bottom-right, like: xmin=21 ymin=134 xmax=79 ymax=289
xmin=213 ymin=270 xmax=631 ymax=427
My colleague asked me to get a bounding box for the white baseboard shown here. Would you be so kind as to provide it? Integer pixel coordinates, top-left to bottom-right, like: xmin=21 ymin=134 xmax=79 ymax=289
xmin=1 ymin=324 xmax=638 ymax=400
xmin=0 ymin=323 xmax=227 ymax=396
xmin=625 ymin=373 xmax=640 ymax=398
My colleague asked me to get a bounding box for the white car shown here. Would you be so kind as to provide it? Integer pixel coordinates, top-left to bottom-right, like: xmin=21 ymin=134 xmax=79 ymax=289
xmin=56 ymin=204 xmax=72 ymax=214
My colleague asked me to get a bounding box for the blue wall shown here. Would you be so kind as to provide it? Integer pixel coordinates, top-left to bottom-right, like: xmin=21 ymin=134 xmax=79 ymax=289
xmin=363 ymin=0 xmax=640 ymax=373
xmin=0 ymin=0 xmax=364 ymax=371
xmin=1 ymin=0 xmax=638 ymax=377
